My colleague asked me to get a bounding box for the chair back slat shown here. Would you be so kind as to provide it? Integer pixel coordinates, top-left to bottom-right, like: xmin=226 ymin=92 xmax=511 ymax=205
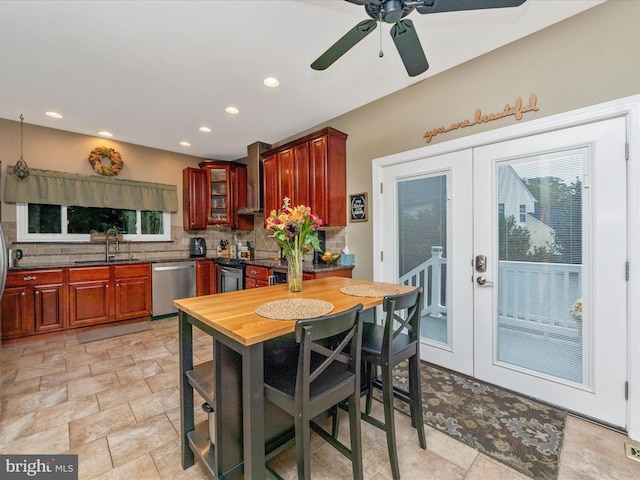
xmin=382 ymin=288 xmax=424 ymax=354
xmin=294 ymin=304 xmax=364 ymax=397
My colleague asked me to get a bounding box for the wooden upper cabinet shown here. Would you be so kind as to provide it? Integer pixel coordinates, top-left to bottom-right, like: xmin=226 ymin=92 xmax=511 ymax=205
xmin=183 ymin=167 xmax=209 ymax=231
xmin=183 ymin=161 xmax=250 ymax=231
xmin=262 ymin=127 xmax=347 ymax=226
xmin=263 ymin=153 xmax=279 ymax=217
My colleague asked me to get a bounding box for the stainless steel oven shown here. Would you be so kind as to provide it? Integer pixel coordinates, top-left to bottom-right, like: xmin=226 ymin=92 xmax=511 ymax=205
xmin=217 ymin=265 xmax=244 ymax=292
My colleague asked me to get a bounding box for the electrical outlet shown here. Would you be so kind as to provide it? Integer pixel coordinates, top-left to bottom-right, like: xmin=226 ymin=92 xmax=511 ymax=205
xmin=625 ymin=443 xmax=640 ymax=462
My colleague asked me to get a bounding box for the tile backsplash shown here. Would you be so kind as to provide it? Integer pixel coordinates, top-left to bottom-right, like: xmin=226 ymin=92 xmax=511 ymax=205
xmin=2 ymin=216 xmax=347 ymax=267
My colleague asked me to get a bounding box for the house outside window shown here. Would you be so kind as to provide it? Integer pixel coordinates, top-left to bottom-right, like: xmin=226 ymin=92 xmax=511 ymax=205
xmin=519 ymin=204 xmax=526 ymax=223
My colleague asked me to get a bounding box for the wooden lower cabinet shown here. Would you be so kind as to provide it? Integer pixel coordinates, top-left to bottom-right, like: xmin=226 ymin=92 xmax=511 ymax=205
xmin=114 ymin=264 xmax=152 ymax=319
xmin=245 ymin=265 xmax=271 ymax=289
xmin=195 ymin=259 xmax=216 ymax=296
xmin=303 ymin=268 xmax=352 ymax=281
xmin=1 ymin=269 xmax=66 ymax=340
xmin=68 ymin=266 xmax=111 ymax=327
xmin=2 ymin=264 xmax=152 ymax=342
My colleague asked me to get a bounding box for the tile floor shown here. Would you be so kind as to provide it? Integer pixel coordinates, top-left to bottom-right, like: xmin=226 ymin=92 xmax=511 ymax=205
xmin=1 ymin=316 xmax=640 ymax=479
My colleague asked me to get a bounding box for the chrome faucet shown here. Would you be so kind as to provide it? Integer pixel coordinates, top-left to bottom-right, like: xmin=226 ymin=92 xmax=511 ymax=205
xmin=105 ymin=228 xmax=119 ymax=262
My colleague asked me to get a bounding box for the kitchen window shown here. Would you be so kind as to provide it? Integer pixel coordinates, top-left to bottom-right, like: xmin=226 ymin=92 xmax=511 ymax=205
xmin=16 ymin=203 xmax=171 ymax=242
xmin=5 ymin=166 xmax=178 ymax=243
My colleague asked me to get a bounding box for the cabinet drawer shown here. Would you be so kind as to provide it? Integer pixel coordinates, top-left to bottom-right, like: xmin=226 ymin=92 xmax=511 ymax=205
xmin=114 ymin=263 xmax=150 ymax=278
xmin=7 ymin=269 xmax=64 ymax=286
xmin=245 ymin=265 xmax=271 ymax=282
xmin=68 ymin=266 xmax=110 ymax=282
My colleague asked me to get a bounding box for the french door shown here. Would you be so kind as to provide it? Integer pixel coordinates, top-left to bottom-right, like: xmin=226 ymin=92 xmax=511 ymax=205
xmin=378 ymin=117 xmax=628 ymax=427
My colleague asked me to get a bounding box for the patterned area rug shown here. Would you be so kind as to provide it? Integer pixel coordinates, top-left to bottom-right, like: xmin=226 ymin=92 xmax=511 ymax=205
xmin=383 ymin=362 xmax=567 ymax=480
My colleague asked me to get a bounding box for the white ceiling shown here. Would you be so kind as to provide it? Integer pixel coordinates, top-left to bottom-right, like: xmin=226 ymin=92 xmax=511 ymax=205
xmin=0 ymin=0 xmax=604 ymax=160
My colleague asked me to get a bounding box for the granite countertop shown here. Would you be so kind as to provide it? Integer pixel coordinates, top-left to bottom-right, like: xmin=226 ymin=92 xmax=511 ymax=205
xmin=215 ymin=256 xmax=353 ymax=273
xmin=8 ymin=256 xmax=353 ymax=274
xmin=8 ymin=257 xmax=195 ymax=271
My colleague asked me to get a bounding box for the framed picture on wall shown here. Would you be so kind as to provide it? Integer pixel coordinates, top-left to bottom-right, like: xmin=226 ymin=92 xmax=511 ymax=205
xmin=349 ymin=192 xmax=368 ymax=222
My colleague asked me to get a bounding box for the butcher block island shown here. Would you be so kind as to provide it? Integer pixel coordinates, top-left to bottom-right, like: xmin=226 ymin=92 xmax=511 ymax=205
xmin=174 ymin=276 xmax=414 ymax=479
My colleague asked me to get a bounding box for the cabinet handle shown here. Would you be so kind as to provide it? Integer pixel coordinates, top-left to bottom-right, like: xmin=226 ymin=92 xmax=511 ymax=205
xmin=23 ymin=275 xmax=37 ymax=281
xmin=20 ymin=292 xmax=26 ymax=296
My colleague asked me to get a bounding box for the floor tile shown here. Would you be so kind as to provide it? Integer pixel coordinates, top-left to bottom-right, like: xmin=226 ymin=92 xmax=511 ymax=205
xmin=93 ymin=453 xmax=162 ymax=480
xmin=14 ymin=360 xmax=67 ymax=382
xmin=69 ymin=403 xmax=137 ymax=449
xmin=67 ymin=371 xmax=120 ymax=399
xmin=34 ymin=394 xmax=100 ymax=432
xmin=2 ymin=316 xmax=639 ymax=480
xmin=2 ymin=383 xmax=67 ymax=417
xmin=67 ymin=436 xmax=113 ymax=480
xmin=465 ymin=454 xmax=531 ymax=480
xmin=95 ymin=378 xmax=153 ymax=411
xmin=2 ymin=423 xmax=69 ymax=454
xmin=107 ymin=413 xmax=178 ymax=467
xmin=40 ymin=364 xmax=92 ymax=389
xmin=128 ymin=387 xmax=180 ymax=423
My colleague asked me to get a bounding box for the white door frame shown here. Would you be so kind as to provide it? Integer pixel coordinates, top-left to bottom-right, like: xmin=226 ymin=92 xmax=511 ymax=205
xmin=372 ymin=94 xmax=640 ymax=441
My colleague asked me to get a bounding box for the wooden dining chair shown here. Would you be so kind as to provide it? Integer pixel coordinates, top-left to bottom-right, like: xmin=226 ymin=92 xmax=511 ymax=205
xmin=360 ymin=287 xmax=426 ymax=480
xmin=264 ymin=304 xmax=365 ymax=480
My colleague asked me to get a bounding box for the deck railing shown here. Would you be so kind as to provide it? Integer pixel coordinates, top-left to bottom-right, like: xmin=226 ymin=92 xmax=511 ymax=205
xmin=399 ymin=247 xmax=582 ymax=338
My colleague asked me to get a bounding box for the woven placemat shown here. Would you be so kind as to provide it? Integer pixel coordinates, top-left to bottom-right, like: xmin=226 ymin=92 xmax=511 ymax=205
xmin=255 ymin=298 xmax=334 ymax=320
xmin=340 ymin=284 xmax=401 ymax=298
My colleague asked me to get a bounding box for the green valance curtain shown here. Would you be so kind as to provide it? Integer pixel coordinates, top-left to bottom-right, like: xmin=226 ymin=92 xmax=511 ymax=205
xmin=4 ymin=167 xmax=178 ymax=212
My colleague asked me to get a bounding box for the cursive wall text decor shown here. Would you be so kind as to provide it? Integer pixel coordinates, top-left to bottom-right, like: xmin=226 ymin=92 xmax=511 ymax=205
xmin=424 ymin=93 xmax=539 ymax=143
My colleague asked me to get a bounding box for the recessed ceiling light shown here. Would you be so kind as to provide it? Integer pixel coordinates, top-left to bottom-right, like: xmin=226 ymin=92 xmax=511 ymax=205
xmin=98 ymin=131 xmax=113 ymax=137
xmin=263 ymin=77 xmax=280 ymax=88
xmin=225 ymin=106 xmax=239 ymax=115
xmin=198 ymin=126 xmax=212 ymax=133
xmin=180 ymin=141 xmax=191 ymax=147
xmin=45 ymin=111 xmax=63 ymax=119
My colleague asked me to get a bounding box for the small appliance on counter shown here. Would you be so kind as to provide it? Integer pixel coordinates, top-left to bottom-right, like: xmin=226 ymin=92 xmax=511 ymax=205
xmin=190 ymin=237 xmax=207 ymax=257
xmin=313 ymin=231 xmax=326 ymax=265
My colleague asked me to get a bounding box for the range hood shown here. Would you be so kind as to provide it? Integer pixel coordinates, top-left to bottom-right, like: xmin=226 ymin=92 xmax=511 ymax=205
xmin=237 ymin=141 xmax=271 ymax=215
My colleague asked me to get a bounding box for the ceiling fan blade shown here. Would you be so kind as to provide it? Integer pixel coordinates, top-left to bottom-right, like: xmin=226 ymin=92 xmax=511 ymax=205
xmin=390 ymin=19 xmax=429 ymax=77
xmin=311 ymin=19 xmax=377 ymax=70
xmin=416 ymin=0 xmax=526 ymax=14
xmin=344 ymin=0 xmax=382 ymax=5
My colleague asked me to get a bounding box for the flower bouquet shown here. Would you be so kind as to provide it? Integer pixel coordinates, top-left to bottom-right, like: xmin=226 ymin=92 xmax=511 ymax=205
xmin=265 ymin=198 xmax=323 ymax=292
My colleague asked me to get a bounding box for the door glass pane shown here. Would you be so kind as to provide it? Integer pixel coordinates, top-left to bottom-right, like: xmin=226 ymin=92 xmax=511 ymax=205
xmin=496 ymin=149 xmax=584 ymax=384
xmin=398 ymin=174 xmax=448 ymax=345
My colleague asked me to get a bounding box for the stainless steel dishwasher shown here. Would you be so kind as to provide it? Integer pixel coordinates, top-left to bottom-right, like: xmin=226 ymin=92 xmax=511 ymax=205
xmin=152 ymin=260 xmax=196 ymax=318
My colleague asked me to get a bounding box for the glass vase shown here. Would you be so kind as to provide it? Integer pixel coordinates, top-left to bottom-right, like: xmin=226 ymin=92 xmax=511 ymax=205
xmin=287 ymin=252 xmax=303 ymax=292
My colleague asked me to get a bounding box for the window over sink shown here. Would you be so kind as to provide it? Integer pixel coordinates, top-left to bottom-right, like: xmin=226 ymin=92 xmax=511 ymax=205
xmin=16 ymin=203 xmax=171 ymax=242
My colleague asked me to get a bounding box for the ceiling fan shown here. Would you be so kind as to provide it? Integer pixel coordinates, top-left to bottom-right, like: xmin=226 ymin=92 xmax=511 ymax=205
xmin=311 ymin=0 xmax=527 ymax=77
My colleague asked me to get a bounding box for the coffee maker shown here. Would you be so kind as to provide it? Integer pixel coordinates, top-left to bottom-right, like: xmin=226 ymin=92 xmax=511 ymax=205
xmin=190 ymin=237 xmax=207 ymax=257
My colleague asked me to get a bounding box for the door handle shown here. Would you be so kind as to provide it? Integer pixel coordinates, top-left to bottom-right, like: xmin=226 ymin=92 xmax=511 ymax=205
xmin=476 ymin=276 xmax=494 ymax=286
